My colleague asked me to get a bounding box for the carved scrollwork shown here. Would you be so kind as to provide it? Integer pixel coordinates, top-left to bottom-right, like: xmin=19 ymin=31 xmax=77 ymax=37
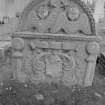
xmin=32 ymin=49 xmax=76 ymax=83
xmin=33 ymin=51 xmax=75 ymax=71
xmin=33 ymin=52 xmax=50 ymax=71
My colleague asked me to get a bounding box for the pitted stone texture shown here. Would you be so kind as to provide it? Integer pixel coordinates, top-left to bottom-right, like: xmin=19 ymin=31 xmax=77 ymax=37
xmin=87 ymin=42 xmax=100 ymax=55
xmin=10 ymin=0 xmax=100 ymax=87
xmin=30 ymin=40 xmax=49 ymax=49
xmin=11 ymin=34 xmax=102 ymax=87
xmin=48 ymin=41 xmax=62 ymax=49
xmin=62 ymin=42 xmax=77 ymax=50
xmin=45 ymin=54 xmax=62 ymax=77
xmin=12 ymin=38 xmax=24 ymax=50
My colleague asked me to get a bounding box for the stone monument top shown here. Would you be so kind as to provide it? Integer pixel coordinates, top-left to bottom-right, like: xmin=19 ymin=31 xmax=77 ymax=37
xmin=17 ymin=0 xmax=96 ymax=35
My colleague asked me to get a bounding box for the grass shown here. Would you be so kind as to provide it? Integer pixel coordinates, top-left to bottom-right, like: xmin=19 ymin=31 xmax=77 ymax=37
xmin=0 ymin=55 xmax=105 ymax=105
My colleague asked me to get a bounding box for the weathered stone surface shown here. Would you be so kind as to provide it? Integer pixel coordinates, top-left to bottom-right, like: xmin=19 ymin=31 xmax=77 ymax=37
xmin=0 ymin=44 xmax=13 ymax=82
xmin=87 ymin=42 xmax=100 ymax=55
xmin=49 ymin=42 xmax=62 ymax=49
xmin=62 ymin=70 xmax=77 ymax=87
xmin=74 ymin=42 xmax=88 ymax=85
xmin=0 ymin=18 xmax=18 ymax=34
xmin=32 ymin=40 xmax=49 ymax=48
xmin=18 ymin=0 xmax=96 ymax=35
xmin=0 ymin=48 xmax=4 ymax=59
xmin=45 ymin=54 xmax=62 ymax=77
xmin=7 ymin=0 xmax=101 ymax=87
xmin=12 ymin=38 xmax=24 ymax=50
xmin=62 ymin=42 xmax=77 ymax=50
xmin=34 ymin=94 xmax=44 ymax=101
xmin=84 ymin=42 xmax=100 ymax=86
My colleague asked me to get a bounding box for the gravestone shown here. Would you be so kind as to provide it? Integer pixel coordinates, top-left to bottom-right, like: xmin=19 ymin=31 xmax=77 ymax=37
xmin=2 ymin=0 xmax=102 ymax=87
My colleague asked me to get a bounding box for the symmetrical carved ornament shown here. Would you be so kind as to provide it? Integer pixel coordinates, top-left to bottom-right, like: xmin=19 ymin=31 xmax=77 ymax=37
xmin=11 ymin=34 xmax=101 ymax=87
xmin=0 ymin=0 xmax=102 ymax=88
xmin=31 ymin=50 xmax=76 ymax=82
xmin=10 ymin=0 xmax=101 ymax=87
xmin=18 ymin=0 xmax=95 ymax=35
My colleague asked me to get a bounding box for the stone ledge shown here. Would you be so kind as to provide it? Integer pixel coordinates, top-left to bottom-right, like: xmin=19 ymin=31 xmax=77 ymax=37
xmin=12 ymin=32 xmax=102 ymax=42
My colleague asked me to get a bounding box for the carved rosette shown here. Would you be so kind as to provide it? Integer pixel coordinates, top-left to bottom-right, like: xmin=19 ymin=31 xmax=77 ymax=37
xmin=12 ymin=38 xmax=24 ymax=51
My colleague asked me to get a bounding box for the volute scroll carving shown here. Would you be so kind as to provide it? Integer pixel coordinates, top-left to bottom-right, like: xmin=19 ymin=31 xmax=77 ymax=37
xmin=32 ymin=50 xmax=75 ymax=71
xmin=56 ymin=52 xmax=75 ymax=71
xmin=26 ymin=48 xmax=77 ymax=85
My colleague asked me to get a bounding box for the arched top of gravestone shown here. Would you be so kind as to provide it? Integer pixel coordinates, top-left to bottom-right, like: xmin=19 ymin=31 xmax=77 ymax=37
xmin=17 ymin=0 xmax=96 ymax=35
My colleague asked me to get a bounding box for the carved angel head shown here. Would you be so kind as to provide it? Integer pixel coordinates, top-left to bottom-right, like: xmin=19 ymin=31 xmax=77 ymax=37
xmin=66 ymin=6 xmax=80 ymax=21
xmin=36 ymin=4 xmax=50 ymax=20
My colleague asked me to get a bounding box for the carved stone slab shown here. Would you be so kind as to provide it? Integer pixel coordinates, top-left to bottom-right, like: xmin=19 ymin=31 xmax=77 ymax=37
xmin=10 ymin=0 xmax=101 ymax=87
xmin=12 ymin=32 xmax=101 ymax=87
